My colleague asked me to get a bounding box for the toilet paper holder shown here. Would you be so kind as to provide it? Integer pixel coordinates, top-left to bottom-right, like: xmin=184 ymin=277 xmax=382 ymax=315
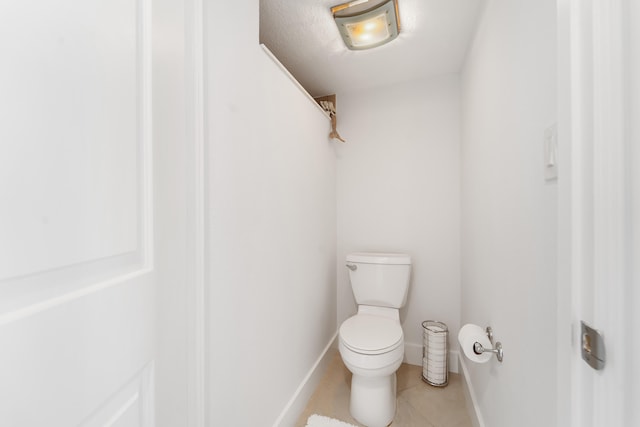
xmin=472 ymin=327 xmax=504 ymax=362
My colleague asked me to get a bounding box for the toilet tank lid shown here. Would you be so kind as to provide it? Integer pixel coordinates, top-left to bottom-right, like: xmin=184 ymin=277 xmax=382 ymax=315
xmin=346 ymin=252 xmax=411 ymax=265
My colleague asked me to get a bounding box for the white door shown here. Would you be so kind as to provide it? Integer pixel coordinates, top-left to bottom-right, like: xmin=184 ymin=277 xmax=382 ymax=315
xmin=0 ymin=1 xmax=155 ymax=426
xmin=558 ymin=0 xmax=639 ymax=426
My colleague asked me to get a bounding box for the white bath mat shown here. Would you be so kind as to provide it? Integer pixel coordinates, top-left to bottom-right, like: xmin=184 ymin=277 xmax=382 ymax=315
xmin=305 ymin=414 xmax=358 ymax=427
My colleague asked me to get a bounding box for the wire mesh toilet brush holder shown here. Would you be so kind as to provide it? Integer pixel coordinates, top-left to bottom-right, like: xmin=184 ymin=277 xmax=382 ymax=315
xmin=422 ymin=320 xmax=448 ymax=387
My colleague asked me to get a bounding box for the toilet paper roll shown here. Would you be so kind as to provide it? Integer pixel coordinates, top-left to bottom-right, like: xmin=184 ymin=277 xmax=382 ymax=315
xmin=458 ymin=324 xmax=493 ymax=364
xmin=426 ymin=350 xmax=447 ymax=362
xmin=426 ymin=343 xmax=447 ymax=351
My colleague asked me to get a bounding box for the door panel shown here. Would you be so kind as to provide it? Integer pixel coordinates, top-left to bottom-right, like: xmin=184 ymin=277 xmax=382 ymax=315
xmin=0 ymin=277 xmax=153 ymax=426
xmin=0 ymin=0 xmax=142 ymax=280
xmin=559 ymin=0 xmax=634 ymax=425
xmin=0 ymin=0 xmax=154 ymax=426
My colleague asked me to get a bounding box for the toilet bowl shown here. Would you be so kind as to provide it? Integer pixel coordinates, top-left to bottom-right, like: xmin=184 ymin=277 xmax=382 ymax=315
xmin=339 ymin=252 xmax=411 ymax=427
xmin=339 ymin=310 xmax=404 ymax=427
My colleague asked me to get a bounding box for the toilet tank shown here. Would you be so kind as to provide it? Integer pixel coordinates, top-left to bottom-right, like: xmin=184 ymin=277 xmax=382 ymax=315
xmin=346 ymin=252 xmax=412 ymax=309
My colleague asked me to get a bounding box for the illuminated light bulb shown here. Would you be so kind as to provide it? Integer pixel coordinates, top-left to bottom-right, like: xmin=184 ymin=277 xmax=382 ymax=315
xmin=345 ymin=13 xmax=390 ymax=47
xmin=363 ymin=21 xmax=378 ymax=31
xmin=332 ymin=0 xmax=400 ymax=50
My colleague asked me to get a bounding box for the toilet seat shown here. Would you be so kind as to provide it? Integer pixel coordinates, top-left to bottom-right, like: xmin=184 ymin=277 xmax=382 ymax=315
xmin=339 ymin=314 xmax=403 ymax=355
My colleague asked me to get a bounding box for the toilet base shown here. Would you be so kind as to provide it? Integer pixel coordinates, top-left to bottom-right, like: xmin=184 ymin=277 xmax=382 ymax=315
xmin=350 ymin=372 xmax=397 ymax=427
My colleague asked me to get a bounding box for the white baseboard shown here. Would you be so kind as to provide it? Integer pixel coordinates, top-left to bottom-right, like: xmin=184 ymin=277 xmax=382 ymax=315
xmin=403 ymin=342 xmax=459 ymax=374
xmin=272 ymin=330 xmax=338 ymax=427
xmin=458 ymin=354 xmax=485 ymax=427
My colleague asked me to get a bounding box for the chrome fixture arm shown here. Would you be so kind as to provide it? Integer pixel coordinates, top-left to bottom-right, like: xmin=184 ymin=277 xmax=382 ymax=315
xmin=473 ymin=342 xmax=503 ymax=362
xmin=473 ymin=326 xmax=504 ymax=362
xmin=486 ymin=326 xmax=494 ymax=343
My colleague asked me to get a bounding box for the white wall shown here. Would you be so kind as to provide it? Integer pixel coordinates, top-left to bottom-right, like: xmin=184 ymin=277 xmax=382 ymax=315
xmin=460 ymin=1 xmax=557 ymax=426
xmin=633 ymin=2 xmax=640 ymax=424
xmin=205 ymin=2 xmax=337 ymax=426
xmin=336 ymin=75 xmax=461 ymax=366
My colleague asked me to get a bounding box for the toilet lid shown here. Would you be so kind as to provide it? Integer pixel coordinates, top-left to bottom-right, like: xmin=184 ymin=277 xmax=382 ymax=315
xmin=340 ymin=314 xmax=403 ymax=354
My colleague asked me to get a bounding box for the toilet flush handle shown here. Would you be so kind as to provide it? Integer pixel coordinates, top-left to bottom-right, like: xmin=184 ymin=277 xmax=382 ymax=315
xmin=346 ymin=264 xmax=357 ymax=271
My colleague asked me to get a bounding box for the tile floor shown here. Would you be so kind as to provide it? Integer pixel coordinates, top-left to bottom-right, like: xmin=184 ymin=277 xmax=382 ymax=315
xmin=295 ymin=351 xmax=472 ymax=427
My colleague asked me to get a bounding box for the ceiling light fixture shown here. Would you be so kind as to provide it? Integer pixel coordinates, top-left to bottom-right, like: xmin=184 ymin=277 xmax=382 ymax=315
xmin=331 ymin=0 xmax=401 ymax=51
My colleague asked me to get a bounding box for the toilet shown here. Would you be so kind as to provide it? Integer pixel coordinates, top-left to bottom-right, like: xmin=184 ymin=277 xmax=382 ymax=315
xmin=339 ymin=252 xmax=412 ymax=427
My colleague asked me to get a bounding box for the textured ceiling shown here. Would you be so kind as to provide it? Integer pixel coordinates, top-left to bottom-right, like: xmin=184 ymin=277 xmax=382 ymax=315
xmin=259 ymin=0 xmax=486 ymax=97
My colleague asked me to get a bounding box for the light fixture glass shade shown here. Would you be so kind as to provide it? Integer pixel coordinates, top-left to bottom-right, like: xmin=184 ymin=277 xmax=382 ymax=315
xmin=332 ymin=0 xmax=400 ymax=50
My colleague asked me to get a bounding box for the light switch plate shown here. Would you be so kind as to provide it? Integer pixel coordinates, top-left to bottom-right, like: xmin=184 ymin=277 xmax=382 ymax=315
xmin=544 ymin=124 xmax=558 ymax=181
